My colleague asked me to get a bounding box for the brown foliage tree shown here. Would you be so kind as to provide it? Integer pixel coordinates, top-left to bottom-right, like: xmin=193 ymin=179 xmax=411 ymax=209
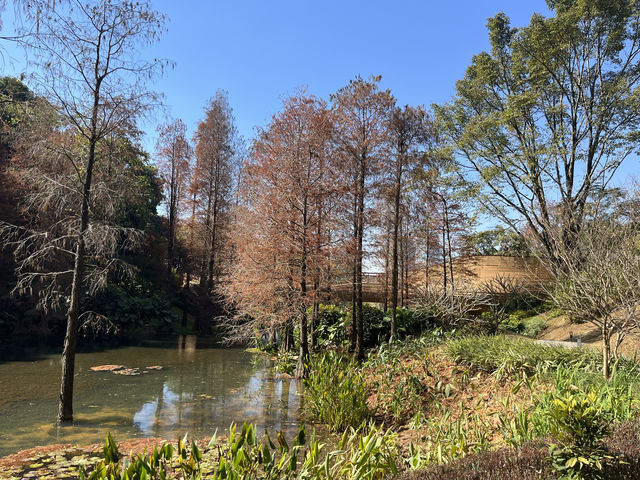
xmin=156 ymin=118 xmax=191 ymax=280
xmin=191 ymin=91 xmax=238 ymax=298
xmin=331 ymin=75 xmax=394 ymax=359
xmin=227 ymin=92 xmax=334 ymax=377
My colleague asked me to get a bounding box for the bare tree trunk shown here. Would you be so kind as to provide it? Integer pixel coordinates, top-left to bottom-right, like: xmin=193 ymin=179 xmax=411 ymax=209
xmin=167 ymin=145 xmax=177 ymax=282
xmin=326 ymin=228 xmax=333 ymax=303
xmin=199 ymin=191 xmax=213 ymax=290
xmin=425 ymin=234 xmax=430 ymax=289
xmin=390 ymin=164 xmax=401 ymax=341
xmin=311 ymin=197 xmax=322 ymax=350
xmin=356 ymin=164 xmax=365 ymax=361
xmin=404 ymin=234 xmax=410 ymax=305
xmin=383 ymin=224 xmax=390 ymax=313
xmin=444 ymin=199 xmax=454 ymax=293
xmin=399 ymin=221 xmax=406 ymax=308
xmin=206 ymin=162 xmax=221 ymax=295
xmin=59 ymin=97 xmax=100 ymax=422
xmin=296 ymin=190 xmax=310 ymax=378
xmin=350 ymin=188 xmax=358 ymax=353
xmin=602 ymin=320 xmax=611 ymax=380
xmin=282 ymin=319 xmax=294 ymax=352
xmin=442 ymin=223 xmax=447 ymax=295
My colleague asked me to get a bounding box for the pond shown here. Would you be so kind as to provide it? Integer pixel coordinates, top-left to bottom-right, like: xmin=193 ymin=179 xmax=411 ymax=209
xmin=0 ymin=336 xmax=301 ymax=457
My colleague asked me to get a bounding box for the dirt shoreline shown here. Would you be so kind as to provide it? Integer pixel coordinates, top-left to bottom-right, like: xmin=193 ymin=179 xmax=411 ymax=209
xmin=0 ymin=436 xmax=169 ymax=470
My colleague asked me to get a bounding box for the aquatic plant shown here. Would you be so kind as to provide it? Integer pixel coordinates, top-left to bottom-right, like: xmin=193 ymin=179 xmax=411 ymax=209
xmin=303 ymin=352 xmax=371 ymax=431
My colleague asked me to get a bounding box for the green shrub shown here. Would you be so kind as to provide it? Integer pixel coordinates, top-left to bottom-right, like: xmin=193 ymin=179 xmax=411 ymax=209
xmin=303 ymin=352 xmax=371 ymax=431
xmin=383 ymin=307 xmax=434 ymax=338
xmin=315 ymin=304 xmax=348 ymax=346
xmin=275 ymin=350 xmax=298 ymax=375
xmin=497 ymin=309 xmax=548 ymax=337
xmin=521 ymin=315 xmax=548 ymax=337
xmin=345 ymin=304 xmax=387 ymax=346
xmin=546 ymin=389 xmax=614 ymax=479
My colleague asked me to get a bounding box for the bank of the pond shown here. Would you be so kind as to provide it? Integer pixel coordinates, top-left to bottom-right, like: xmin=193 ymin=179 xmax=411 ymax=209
xmin=7 ymin=333 xmax=640 ymax=479
xmin=0 ymin=340 xmax=302 ymax=457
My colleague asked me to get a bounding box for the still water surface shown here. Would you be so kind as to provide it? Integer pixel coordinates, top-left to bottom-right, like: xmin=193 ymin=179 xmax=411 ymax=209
xmin=0 ymin=337 xmax=300 ymax=457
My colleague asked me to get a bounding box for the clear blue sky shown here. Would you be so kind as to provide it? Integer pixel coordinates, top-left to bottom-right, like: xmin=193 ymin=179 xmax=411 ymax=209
xmin=146 ymin=0 xmax=551 ymax=143
xmin=2 ymin=0 xmax=637 ymax=186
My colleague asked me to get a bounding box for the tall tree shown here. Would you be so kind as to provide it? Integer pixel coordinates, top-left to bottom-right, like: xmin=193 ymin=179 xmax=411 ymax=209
xmin=437 ymin=2 xmax=640 ymax=269
xmin=13 ymin=0 xmax=167 ymax=422
xmin=386 ymin=105 xmax=433 ymax=340
xmin=192 ymin=91 xmax=238 ymax=297
xmin=332 ymin=75 xmax=394 ymax=360
xmin=228 ymin=93 xmax=333 ymax=377
xmin=156 ymin=119 xmax=191 ymax=281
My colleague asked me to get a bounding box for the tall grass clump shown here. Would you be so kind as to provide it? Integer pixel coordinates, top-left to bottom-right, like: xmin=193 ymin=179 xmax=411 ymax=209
xmin=445 ymin=335 xmax=602 ymax=377
xmin=303 ymin=352 xmax=371 ymax=431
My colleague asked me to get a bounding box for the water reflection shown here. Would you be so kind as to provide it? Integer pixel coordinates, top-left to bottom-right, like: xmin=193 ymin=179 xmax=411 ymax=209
xmin=0 ymin=343 xmax=301 ymax=457
xmin=177 ymin=334 xmax=197 ymax=358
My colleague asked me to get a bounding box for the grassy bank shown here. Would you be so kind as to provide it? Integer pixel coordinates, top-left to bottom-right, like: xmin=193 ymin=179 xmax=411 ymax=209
xmin=300 ymin=332 xmax=640 ymax=478
xmin=8 ymin=332 xmax=640 ymax=479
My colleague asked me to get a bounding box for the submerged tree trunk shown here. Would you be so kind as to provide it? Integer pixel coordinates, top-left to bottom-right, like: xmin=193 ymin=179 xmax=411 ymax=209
xmin=59 ymin=116 xmax=99 ymax=422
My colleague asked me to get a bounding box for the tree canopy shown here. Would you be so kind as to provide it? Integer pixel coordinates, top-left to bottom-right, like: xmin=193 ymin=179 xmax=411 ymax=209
xmin=437 ymin=0 xmax=640 ymax=267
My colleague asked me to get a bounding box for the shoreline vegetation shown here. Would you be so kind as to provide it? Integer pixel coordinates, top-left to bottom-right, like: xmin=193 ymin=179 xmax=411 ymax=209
xmin=6 ymin=325 xmax=640 ymax=479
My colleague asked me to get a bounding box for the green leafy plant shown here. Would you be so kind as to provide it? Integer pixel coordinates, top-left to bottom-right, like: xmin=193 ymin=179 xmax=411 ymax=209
xmin=79 ymin=433 xmax=174 ymax=480
xmin=546 ymin=388 xmax=615 ymax=479
xmin=275 ymin=351 xmax=298 ymax=375
xmin=78 ymin=422 xmax=399 ymax=480
xmin=303 ymin=352 xmax=371 ymax=431
xmin=445 ymin=335 xmax=603 ymax=378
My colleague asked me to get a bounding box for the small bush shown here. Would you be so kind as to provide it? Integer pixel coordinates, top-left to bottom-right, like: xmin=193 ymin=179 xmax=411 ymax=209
xmin=315 ymin=304 xmax=348 ymax=346
xmin=346 ymin=304 xmax=387 ymax=346
xmin=521 ymin=315 xmax=548 ymax=337
xmin=275 ymin=350 xmax=297 ymax=375
xmin=546 ymin=388 xmax=614 ymax=479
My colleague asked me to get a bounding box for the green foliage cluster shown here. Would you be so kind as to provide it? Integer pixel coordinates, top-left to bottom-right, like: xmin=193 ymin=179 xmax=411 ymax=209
xmin=0 ymin=76 xmax=36 ymax=128
xmin=303 ymin=352 xmax=371 ymax=432
xmin=465 ymin=227 xmax=530 ymax=256
xmin=343 ymin=305 xmax=433 ymax=348
xmin=80 ymin=433 xmax=176 ymax=480
xmin=445 ymin=335 xmax=602 ymax=377
xmin=441 ymin=334 xmax=640 ymax=477
xmin=546 ymin=389 xmax=614 ymax=479
xmin=87 ymin=283 xmax=177 ymax=337
xmin=274 ymin=350 xmax=298 ymax=376
xmin=496 ymin=310 xmax=548 ymax=337
xmin=78 ymin=422 xmax=399 ymax=480
xmin=314 ymin=304 xmax=348 ymax=347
